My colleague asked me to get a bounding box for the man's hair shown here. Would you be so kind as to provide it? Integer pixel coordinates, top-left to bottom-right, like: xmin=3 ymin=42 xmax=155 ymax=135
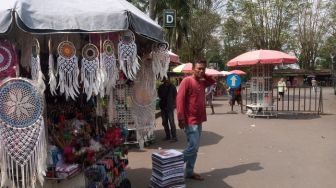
xmin=192 ymin=59 xmax=207 ymax=69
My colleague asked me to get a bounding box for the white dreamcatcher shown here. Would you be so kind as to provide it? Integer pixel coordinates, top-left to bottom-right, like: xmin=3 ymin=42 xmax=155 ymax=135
xmin=48 ymin=38 xmax=57 ymax=96
xmin=118 ymin=30 xmax=139 ymax=80
xmin=56 ymin=40 xmax=80 ymax=100
xmin=0 ymin=78 xmax=47 ymax=188
xmin=100 ymin=38 xmax=118 ymax=97
xmin=131 ymin=55 xmax=156 ymax=149
xmin=151 ymin=42 xmax=170 ymax=80
xmin=31 ymin=38 xmax=45 ymax=92
xmin=81 ymin=43 xmax=100 ymax=101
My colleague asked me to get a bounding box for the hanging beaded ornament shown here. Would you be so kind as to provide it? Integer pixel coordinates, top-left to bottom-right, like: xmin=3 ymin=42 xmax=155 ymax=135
xmin=0 ymin=78 xmax=47 ymax=188
xmin=118 ymin=30 xmax=139 ymax=80
xmin=57 ymin=41 xmax=79 ymax=100
xmin=81 ymin=43 xmax=100 ymax=101
xmin=151 ymin=42 xmax=170 ymax=80
xmin=100 ymin=39 xmax=118 ymax=96
xmin=0 ymin=39 xmax=17 ymax=80
xmin=31 ymin=38 xmax=45 ymax=92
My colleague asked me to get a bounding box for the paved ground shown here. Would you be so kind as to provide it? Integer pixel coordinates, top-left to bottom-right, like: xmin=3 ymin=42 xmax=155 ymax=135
xmin=127 ymin=87 xmax=336 ymax=188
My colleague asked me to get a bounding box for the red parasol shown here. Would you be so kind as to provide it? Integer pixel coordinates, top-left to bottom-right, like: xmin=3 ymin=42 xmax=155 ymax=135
xmin=169 ymin=51 xmax=180 ymax=65
xmin=172 ymin=62 xmax=221 ymax=75
xmin=229 ymin=70 xmax=246 ymax=75
xmin=227 ymin=49 xmax=297 ymax=67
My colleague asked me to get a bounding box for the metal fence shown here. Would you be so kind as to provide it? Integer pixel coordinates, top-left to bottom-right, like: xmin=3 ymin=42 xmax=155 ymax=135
xmin=242 ymin=86 xmax=323 ymax=114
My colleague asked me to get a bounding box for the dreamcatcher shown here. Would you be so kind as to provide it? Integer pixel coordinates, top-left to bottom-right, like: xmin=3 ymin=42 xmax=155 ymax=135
xmin=57 ymin=41 xmax=80 ymax=100
xmin=31 ymin=38 xmax=45 ymax=92
xmin=81 ymin=43 xmax=100 ymax=101
xmin=100 ymin=39 xmax=118 ymax=97
xmin=0 ymin=39 xmax=17 ymax=80
xmin=151 ymin=42 xmax=170 ymax=80
xmin=0 ymin=78 xmax=47 ymax=188
xmin=48 ymin=38 xmax=57 ymax=96
xmin=118 ymin=30 xmax=139 ymax=80
xmin=131 ymin=56 xmax=156 ymax=149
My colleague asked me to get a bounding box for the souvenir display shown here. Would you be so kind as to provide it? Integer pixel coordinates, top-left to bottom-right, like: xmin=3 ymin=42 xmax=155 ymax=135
xmin=118 ymin=30 xmax=139 ymax=80
xmin=131 ymin=56 xmax=156 ymax=148
xmin=0 ymin=78 xmax=47 ymax=188
xmin=151 ymin=42 xmax=170 ymax=80
xmin=100 ymin=39 xmax=118 ymax=96
xmin=48 ymin=38 xmax=57 ymax=96
xmin=57 ymin=40 xmax=80 ymax=100
xmin=0 ymin=39 xmax=17 ymax=80
xmin=81 ymin=43 xmax=100 ymax=100
xmin=31 ymin=38 xmax=45 ymax=92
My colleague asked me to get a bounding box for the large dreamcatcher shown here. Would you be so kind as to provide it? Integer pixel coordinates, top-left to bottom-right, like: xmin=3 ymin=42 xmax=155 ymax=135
xmin=81 ymin=43 xmax=100 ymax=101
xmin=151 ymin=42 xmax=170 ymax=80
xmin=57 ymin=41 xmax=80 ymax=100
xmin=31 ymin=38 xmax=45 ymax=92
xmin=118 ymin=30 xmax=139 ymax=80
xmin=0 ymin=78 xmax=47 ymax=188
xmin=100 ymin=39 xmax=118 ymax=97
xmin=131 ymin=56 xmax=156 ymax=149
xmin=0 ymin=39 xmax=17 ymax=80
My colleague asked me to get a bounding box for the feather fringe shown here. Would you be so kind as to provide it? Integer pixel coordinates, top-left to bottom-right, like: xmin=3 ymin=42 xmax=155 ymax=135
xmin=57 ymin=56 xmax=79 ymax=100
xmin=48 ymin=54 xmax=57 ymax=96
xmin=118 ymin=42 xmax=140 ymax=80
xmin=81 ymin=58 xmax=100 ymax=101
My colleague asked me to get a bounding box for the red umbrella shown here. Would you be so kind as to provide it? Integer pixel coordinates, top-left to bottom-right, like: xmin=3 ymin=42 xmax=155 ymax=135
xmin=169 ymin=51 xmax=180 ymax=65
xmin=173 ymin=63 xmax=221 ymax=75
xmin=227 ymin=49 xmax=297 ymax=67
xmin=229 ymin=70 xmax=246 ymax=75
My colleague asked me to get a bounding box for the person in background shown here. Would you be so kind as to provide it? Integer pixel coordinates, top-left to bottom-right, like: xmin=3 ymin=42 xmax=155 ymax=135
xmin=205 ymin=83 xmax=216 ymax=114
xmin=227 ymin=85 xmax=243 ymax=113
xmin=158 ymin=77 xmax=178 ymax=142
xmin=176 ymin=60 xmax=216 ymax=181
xmin=277 ymin=78 xmax=287 ymax=101
xmin=311 ymin=77 xmax=317 ymax=92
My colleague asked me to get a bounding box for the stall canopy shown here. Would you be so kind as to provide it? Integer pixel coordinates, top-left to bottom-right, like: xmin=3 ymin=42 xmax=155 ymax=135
xmin=0 ymin=0 xmax=164 ymax=42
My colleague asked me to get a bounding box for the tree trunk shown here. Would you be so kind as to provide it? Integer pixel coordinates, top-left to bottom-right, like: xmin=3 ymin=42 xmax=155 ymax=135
xmin=149 ymin=0 xmax=157 ymax=20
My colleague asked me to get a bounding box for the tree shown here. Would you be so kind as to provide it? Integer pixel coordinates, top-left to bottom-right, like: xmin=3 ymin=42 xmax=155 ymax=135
xmin=293 ymin=0 xmax=331 ymax=70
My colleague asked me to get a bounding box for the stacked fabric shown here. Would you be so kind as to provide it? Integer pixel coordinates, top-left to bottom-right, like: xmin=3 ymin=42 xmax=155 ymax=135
xmin=150 ymin=149 xmax=185 ymax=188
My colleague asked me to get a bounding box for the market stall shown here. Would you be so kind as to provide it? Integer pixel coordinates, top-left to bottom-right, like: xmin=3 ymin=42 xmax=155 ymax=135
xmin=0 ymin=0 xmax=169 ymax=187
xmin=227 ymin=49 xmax=297 ymax=118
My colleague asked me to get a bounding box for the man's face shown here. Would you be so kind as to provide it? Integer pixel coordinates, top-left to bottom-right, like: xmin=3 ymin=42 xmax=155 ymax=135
xmin=193 ymin=63 xmax=206 ymax=79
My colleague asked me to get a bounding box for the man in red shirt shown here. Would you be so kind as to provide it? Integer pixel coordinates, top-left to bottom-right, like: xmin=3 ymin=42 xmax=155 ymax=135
xmin=176 ymin=60 xmax=215 ymax=181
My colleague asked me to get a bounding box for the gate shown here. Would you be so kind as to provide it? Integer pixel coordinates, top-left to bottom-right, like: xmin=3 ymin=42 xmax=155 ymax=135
xmin=243 ymin=86 xmax=323 ymax=114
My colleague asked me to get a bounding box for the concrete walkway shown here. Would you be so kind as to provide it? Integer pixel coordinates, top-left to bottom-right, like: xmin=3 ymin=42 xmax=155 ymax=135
xmin=127 ymin=87 xmax=336 ymax=188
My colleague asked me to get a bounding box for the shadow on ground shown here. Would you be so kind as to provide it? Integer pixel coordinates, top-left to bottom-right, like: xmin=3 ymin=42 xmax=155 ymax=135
xmin=127 ymin=162 xmax=263 ymax=188
xmin=143 ymin=129 xmax=223 ymax=150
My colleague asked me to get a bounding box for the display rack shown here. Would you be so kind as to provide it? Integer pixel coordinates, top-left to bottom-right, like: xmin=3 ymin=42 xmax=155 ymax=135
xmin=247 ymin=64 xmax=277 ymax=118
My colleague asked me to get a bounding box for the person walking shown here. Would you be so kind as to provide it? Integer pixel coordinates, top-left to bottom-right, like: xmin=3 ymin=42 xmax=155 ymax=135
xmin=277 ymin=78 xmax=286 ymax=101
xmin=176 ymin=60 xmax=215 ymax=181
xmin=227 ymin=85 xmax=243 ymax=113
xmin=311 ymin=77 xmax=317 ymax=92
xmin=158 ymin=77 xmax=178 ymax=141
xmin=205 ymin=84 xmax=216 ymax=114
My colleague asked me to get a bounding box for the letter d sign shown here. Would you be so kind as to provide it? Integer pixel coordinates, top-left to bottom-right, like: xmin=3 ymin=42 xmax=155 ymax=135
xmin=163 ymin=9 xmax=176 ymax=28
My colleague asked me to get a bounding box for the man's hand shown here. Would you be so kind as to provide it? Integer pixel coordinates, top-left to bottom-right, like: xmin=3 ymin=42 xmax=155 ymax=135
xmin=178 ymin=120 xmax=186 ymax=129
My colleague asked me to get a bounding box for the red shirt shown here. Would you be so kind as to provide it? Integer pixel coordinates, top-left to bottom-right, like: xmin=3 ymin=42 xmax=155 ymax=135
xmin=176 ymin=75 xmax=215 ymax=125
